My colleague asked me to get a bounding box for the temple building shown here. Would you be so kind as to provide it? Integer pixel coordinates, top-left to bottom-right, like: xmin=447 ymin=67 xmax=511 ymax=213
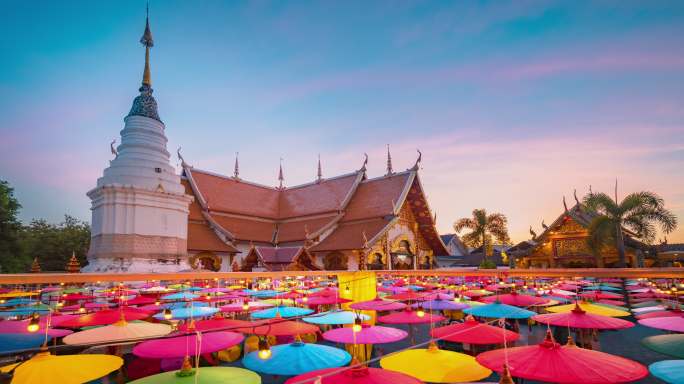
xmin=513 ymin=196 xmax=647 ymax=268
xmin=84 ymin=11 xmax=447 ymax=272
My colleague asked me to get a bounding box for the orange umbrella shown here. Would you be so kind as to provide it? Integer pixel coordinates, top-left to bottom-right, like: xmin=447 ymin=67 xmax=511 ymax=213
xmin=431 ymin=316 xmax=520 ymax=345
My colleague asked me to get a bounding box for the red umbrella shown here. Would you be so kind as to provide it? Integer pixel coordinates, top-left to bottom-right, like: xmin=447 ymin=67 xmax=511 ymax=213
xmin=56 ymin=307 xmax=152 ymax=328
xmin=133 ymin=331 xmax=244 ymax=359
xmin=177 ymin=318 xmax=252 ymax=333
xmin=532 ymin=304 xmax=634 ymax=330
xmin=284 ymin=366 xmax=423 ymax=384
xmin=377 ymin=309 xmax=445 ymax=324
xmin=122 ymin=296 xmax=157 ymax=306
xmin=481 ymin=292 xmax=548 ymax=307
xmin=636 ymin=309 xmax=683 ymax=320
xmin=430 ymin=316 xmax=520 ymax=345
xmin=60 ymin=293 xmax=96 ymax=301
xmin=309 ymin=288 xmax=339 ymax=297
xmin=384 ymin=291 xmax=428 ymax=301
xmin=299 ymin=296 xmax=351 ymax=306
xmin=596 ymin=299 xmax=626 ymax=306
xmin=579 ymin=292 xmax=623 ymax=300
xmin=350 ymin=297 xmax=407 ymax=311
xmin=476 ymin=331 xmax=648 ymax=384
xmin=235 ymin=319 xmax=319 ymax=336
xmin=275 ymin=290 xmax=303 ymax=299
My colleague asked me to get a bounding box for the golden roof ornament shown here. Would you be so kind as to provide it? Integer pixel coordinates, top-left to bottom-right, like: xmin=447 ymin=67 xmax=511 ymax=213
xmin=127 ymin=3 xmax=161 ymax=122
xmin=66 ymin=251 xmax=81 ymax=273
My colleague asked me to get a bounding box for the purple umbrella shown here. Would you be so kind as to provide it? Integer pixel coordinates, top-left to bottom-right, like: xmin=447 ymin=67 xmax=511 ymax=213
xmin=411 ymin=299 xmax=469 ymax=311
xmin=133 ymin=331 xmax=244 ymax=359
xmin=323 ymin=325 xmax=408 ymax=344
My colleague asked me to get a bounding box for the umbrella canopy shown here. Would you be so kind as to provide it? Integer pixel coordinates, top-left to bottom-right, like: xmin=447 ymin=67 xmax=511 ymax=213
xmin=124 ymin=296 xmax=158 ymax=306
xmin=177 ymin=318 xmax=252 ymax=333
xmin=299 ymin=296 xmax=352 ymax=306
xmin=638 ymin=316 xmax=684 ymax=332
xmin=649 ymin=360 xmax=684 ymax=384
xmin=384 ymin=291 xmax=428 ymax=301
xmin=546 ymin=301 xmax=630 ymax=317
xmin=642 ymin=334 xmax=684 ymax=359
xmin=349 ymin=297 xmax=407 ymax=311
xmin=463 ymin=303 xmax=536 ymax=319
xmin=377 ymin=309 xmax=445 ymax=324
xmin=133 ymin=331 xmax=244 ymax=359
xmin=323 ymin=325 xmax=408 ymax=344
xmin=636 ymin=310 xmax=683 ymax=320
xmin=481 ymin=292 xmax=549 ymax=307
xmin=285 ymin=366 xmax=423 ymax=384
xmin=476 ymin=332 xmax=648 ymax=384
xmin=0 ymin=319 xmax=73 ymax=337
xmin=304 ymin=311 xmax=371 ymax=325
xmin=153 ymin=306 xmax=219 ymax=320
xmin=0 ymin=350 xmax=122 ymax=384
xmin=411 ymin=299 xmax=469 ymax=311
xmin=243 ymin=341 xmax=351 ymax=376
xmin=579 ymin=292 xmax=623 ymax=300
xmin=161 ymin=292 xmax=198 ymax=301
xmin=251 ymin=306 xmax=314 ymax=319
xmin=430 ymin=316 xmax=520 ymax=345
xmin=57 ymin=307 xmax=152 ymax=328
xmin=238 ymin=319 xmax=319 ymax=336
xmin=0 ymin=333 xmax=51 ymax=353
xmin=63 ymin=320 xmax=172 ymax=345
xmin=533 ymin=304 xmax=634 ymax=330
xmin=128 ymin=366 xmax=261 ymax=384
xmin=380 ymin=343 xmax=491 ymax=383
xmin=221 ymin=301 xmax=274 ymax=313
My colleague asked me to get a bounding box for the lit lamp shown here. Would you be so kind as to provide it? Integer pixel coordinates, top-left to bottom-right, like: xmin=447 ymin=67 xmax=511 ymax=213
xmin=242 ymin=301 xmax=250 ymax=311
xmin=352 ymin=316 xmax=363 ymax=333
xmin=78 ymin=304 xmax=86 ymax=313
xmin=416 ymin=305 xmax=426 ymax=318
xmin=26 ymin=313 xmax=40 ymax=333
xmin=56 ymin=301 xmax=64 ymax=308
xmin=257 ymin=338 xmax=272 ymax=360
xmin=301 ymin=294 xmax=308 ymax=303
xmin=163 ymin=308 xmax=173 ymax=320
xmin=345 ymin=285 xmax=351 ymax=294
xmin=154 ymin=299 xmax=161 ymax=306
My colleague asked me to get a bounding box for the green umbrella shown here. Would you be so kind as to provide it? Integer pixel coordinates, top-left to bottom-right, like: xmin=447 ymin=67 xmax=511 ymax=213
xmin=128 ymin=366 xmax=260 ymax=384
xmin=642 ymin=334 xmax=684 ymax=359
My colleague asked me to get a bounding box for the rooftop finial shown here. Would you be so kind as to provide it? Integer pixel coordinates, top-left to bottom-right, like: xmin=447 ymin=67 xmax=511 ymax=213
xmin=233 ymin=152 xmax=239 ymax=179
xmin=411 ymin=149 xmax=422 ymax=171
xmin=316 ymin=154 xmax=323 ymax=182
xmin=141 ymin=2 xmax=154 ymax=87
xmin=278 ymin=158 xmax=284 ymax=189
xmin=127 ymin=2 xmax=161 ymax=121
xmin=386 ymin=144 xmax=393 ymax=175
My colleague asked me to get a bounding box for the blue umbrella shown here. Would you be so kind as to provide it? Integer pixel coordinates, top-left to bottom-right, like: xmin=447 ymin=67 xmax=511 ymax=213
xmin=0 ymin=333 xmax=52 ymax=353
xmin=303 ymin=310 xmax=371 ymax=325
xmin=463 ymin=303 xmax=535 ymax=319
xmin=583 ymin=285 xmax=621 ymax=291
xmin=161 ymin=292 xmax=198 ymax=301
xmin=543 ymin=295 xmax=572 ymax=304
xmin=247 ymin=290 xmax=279 ymax=299
xmin=649 ymin=360 xmax=684 ymax=384
xmin=251 ymin=306 xmax=314 ymax=319
xmin=243 ymin=341 xmax=351 ymax=376
xmin=153 ymin=306 xmax=218 ymax=320
xmin=411 ymin=300 xmax=469 ymax=311
xmin=0 ymin=306 xmax=50 ymax=318
xmin=0 ymin=298 xmax=39 ymax=307
xmin=166 ymin=301 xmax=209 ymax=309
xmin=186 ymin=286 xmax=203 ymax=292
xmin=407 ymin=285 xmax=425 ymax=291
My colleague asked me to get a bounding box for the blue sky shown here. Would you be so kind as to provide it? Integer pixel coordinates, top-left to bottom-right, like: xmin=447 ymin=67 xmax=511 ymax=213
xmin=1 ymin=1 xmax=683 ymax=242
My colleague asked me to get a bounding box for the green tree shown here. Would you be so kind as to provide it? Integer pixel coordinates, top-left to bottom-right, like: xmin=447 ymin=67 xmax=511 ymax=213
xmin=454 ymin=209 xmax=510 ymax=268
xmin=0 ymin=180 xmax=27 ymax=272
xmin=583 ymin=191 xmax=677 ymax=267
xmin=20 ymin=216 xmax=90 ymax=272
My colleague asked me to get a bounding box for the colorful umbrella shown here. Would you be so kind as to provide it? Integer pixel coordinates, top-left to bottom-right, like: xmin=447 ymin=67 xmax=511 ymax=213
xmin=546 ymin=301 xmax=630 ymax=317
xmin=161 ymin=292 xmax=199 ymax=301
xmin=0 ymin=318 xmax=73 ymax=338
xmin=463 ymin=302 xmax=536 ymax=319
xmin=221 ymin=301 xmax=274 ymax=313
xmin=63 ymin=320 xmax=171 ymax=345
xmin=133 ymin=331 xmax=244 ymax=359
xmin=238 ymin=319 xmax=319 ymax=336
xmin=349 ymin=297 xmax=407 ymax=311
xmin=533 ymin=304 xmax=634 ymax=330
xmin=57 ymin=307 xmax=152 ymax=328
xmin=299 ymin=296 xmax=352 ymax=306
xmin=380 ymin=343 xmax=491 ymax=383
xmin=648 ymin=360 xmax=684 ymax=384
xmin=284 ymin=366 xmax=423 ymax=384
xmin=153 ymin=306 xmax=219 ymax=320
xmin=243 ymin=340 xmax=351 ymax=376
xmin=177 ymin=318 xmax=252 ymax=333
xmin=384 ymin=291 xmax=428 ymax=301
xmin=377 ymin=309 xmax=445 ymax=324
xmin=128 ymin=366 xmax=261 ymax=384
xmin=636 ymin=309 xmax=683 ymax=320
xmin=323 ymin=325 xmax=408 ymax=344
xmin=638 ymin=316 xmax=684 ymax=332
xmin=0 ymin=349 xmax=122 ymax=384
xmin=410 ymin=299 xmax=469 ymax=311
xmin=251 ymin=306 xmax=314 ymax=319
xmin=476 ymin=332 xmax=648 ymax=384
xmin=304 ymin=311 xmax=371 ymax=325
xmin=481 ymin=292 xmax=549 ymax=307
xmin=641 ymin=334 xmax=684 ymax=359
xmin=430 ymin=316 xmax=520 ymax=345
xmin=0 ymin=333 xmax=51 ymax=353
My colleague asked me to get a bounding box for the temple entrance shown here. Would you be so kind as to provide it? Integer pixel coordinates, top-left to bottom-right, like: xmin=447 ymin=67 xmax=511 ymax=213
xmin=189 ymin=252 xmax=221 ymax=271
xmin=323 ymin=251 xmax=348 ymax=270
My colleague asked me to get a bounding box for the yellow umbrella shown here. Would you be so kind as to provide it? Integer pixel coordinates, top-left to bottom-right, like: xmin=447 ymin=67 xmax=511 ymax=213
xmin=0 ymin=349 xmax=122 ymax=384
xmin=546 ymin=301 xmax=630 ymax=317
xmin=63 ymin=319 xmax=172 ymax=345
xmin=0 ymin=291 xmax=39 ymax=299
xmin=380 ymin=342 xmax=492 ymax=383
xmin=261 ymin=298 xmax=295 ymax=306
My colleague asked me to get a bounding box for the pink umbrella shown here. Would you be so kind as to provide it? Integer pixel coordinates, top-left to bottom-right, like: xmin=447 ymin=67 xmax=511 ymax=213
xmin=597 ymin=299 xmax=626 ymax=306
xmin=638 ymin=315 xmax=684 ymax=332
xmin=323 ymin=325 xmax=407 ymax=344
xmin=220 ymin=301 xmax=274 ymax=313
xmin=0 ymin=319 xmax=73 ymax=337
xmin=285 ymin=366 xmax=424 ymax=384
xmin=384 ymin=292 xmax=428 ymax=301
xmin=299 ymin=296 xmax=351 ymax=306
xmin=481 ymin=292 xmax=549 ymax=307
xmin=579 ymin=292 xmax=623 ymax=300
xmin=377 ymin=309 xmax=445 ymax=324
xmin=636 ymin=309 xmax=683 ymax=320
xmin=123 ymin=296 xmax=157 ymax=306
xmin=350 ymin=297 xmax=406 ymax=311
xmin=133 ymin=331 xmax=244 ymax=359
xmin=62 ymin=302 xmax=111 ymax=312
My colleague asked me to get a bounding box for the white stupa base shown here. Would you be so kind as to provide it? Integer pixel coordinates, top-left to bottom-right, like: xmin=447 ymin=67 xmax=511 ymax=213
xmin=82 ymin=256 xmax=193 ymax=273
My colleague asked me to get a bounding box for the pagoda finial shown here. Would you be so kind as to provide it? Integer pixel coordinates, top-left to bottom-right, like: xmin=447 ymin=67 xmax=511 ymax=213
xmin=386 ymin=144 xmax=393 ymax=175
xmin=278 ymin=158 xmax=284 ymax=189
xmin=141 ymin=2 xmax=154 ymax=87
xmin=316 ymin=154 xmax=323 ymax=182
xmin=233 ymin=152 xmax=239 ymax=179
xmin=127 ymin=2 xmax=160 ymax=121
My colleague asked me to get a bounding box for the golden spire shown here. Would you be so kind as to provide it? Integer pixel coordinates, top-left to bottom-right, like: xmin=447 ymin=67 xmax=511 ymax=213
xmin=140 ymin=3 xmax=154 ymax=87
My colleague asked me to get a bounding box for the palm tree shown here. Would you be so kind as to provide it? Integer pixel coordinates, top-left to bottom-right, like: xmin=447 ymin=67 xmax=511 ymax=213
xmin=583 ymin=190 xmax=677 ymax=267
xmin=454 ymin=209 xmax=510 ymax=267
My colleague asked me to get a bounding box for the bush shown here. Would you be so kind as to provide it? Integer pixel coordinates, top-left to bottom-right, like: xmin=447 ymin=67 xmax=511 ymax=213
xmin=479 ymin=260 xmax=497 ymax=269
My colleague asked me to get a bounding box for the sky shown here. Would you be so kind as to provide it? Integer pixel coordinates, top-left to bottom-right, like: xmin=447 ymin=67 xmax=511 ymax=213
xmin=1 ymin=0 xmax=683 ymax=244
